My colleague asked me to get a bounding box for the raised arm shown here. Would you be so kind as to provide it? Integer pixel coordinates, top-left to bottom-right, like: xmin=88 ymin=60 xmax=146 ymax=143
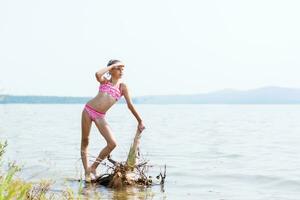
xmin=122 ymin=83 xmax=146 ymax=133
xmin=95 ymin=62 xmax=124 ymax=83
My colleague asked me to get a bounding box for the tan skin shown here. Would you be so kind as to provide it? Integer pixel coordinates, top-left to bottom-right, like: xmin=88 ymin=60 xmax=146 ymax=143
xmin=81 ymin=61 xmax=146 ymax=180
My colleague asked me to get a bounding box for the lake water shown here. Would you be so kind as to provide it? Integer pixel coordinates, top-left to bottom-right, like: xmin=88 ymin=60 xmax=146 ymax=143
xmin=0 ymin=104 xmax=300 ymax=199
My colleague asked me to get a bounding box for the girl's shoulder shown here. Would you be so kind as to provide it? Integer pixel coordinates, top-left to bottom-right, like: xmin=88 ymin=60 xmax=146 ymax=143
xmin=119 ymin=82 xmax=125 ymax=86
xmin=119 ymin=82 xmax=127 ymax=96
xmin=119 ymin=82 xmax=128 ymax=90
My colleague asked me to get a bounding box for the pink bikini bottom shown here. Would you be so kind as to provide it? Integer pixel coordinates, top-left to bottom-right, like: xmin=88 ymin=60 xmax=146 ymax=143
xmin=84 ymin=104 xmax=106 ymax=121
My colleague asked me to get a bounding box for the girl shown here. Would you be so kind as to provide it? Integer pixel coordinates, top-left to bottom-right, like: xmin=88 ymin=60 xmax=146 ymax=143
xmin=80 ymin=59 xmax=146 ymax=182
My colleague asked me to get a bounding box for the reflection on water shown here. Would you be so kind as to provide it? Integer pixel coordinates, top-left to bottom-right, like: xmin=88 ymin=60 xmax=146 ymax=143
xmin=76 ymin=183 xmax=165 ymax=200
xmin=1 ymin=104 xmax=300 ymax=199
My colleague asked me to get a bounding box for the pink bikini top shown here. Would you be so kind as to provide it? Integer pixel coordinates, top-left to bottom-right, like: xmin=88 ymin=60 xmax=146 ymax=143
xmin=99 ymin=81 xmax=123 ymax=101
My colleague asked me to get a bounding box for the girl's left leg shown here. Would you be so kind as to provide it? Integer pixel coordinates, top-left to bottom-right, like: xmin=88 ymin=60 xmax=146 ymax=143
xmin=89 ymin=118 xmax=117 ymax=173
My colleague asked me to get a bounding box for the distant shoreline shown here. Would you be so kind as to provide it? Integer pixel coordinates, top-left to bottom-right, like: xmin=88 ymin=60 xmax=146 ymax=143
xmin=1 ymin=86 xmax=300 ymax=104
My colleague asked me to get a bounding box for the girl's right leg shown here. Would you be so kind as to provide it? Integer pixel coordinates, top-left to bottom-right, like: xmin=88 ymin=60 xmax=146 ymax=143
xmin=80 ymin=108 xmax=92 ymax=178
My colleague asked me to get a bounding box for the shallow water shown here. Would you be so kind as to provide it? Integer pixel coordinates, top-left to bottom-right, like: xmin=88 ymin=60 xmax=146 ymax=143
xmin=1 ymin=104 xmax=300 ymax=199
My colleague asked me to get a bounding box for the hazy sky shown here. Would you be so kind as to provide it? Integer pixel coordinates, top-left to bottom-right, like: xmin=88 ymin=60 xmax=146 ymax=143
xmin=0 ymin=0 xmax=299 ymax=97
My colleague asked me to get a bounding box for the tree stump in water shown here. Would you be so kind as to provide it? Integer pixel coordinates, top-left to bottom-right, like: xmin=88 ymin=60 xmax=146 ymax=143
xmin=88 ymin=129 xmax=166 ymax=189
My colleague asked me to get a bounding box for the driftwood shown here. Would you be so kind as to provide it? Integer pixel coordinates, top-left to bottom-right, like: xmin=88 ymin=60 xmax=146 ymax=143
xmin=87 ymin=129 xmax=166 ymax=189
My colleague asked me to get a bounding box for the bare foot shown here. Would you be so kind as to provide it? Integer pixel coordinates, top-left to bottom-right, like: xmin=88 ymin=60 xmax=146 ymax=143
xmin=85 ymin=166 xmax=98 ymax=181
xmin=84 ymin=170 xmax=92 ymax=182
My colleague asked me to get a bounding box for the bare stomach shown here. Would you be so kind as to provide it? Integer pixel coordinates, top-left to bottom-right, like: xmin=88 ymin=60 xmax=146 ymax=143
xmin=86 ymin=92 xmax=117 ymax=113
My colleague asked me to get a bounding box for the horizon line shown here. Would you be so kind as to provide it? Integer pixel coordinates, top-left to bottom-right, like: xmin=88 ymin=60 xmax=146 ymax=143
xmin=0 ymin=85 xmax=299 ymax=98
